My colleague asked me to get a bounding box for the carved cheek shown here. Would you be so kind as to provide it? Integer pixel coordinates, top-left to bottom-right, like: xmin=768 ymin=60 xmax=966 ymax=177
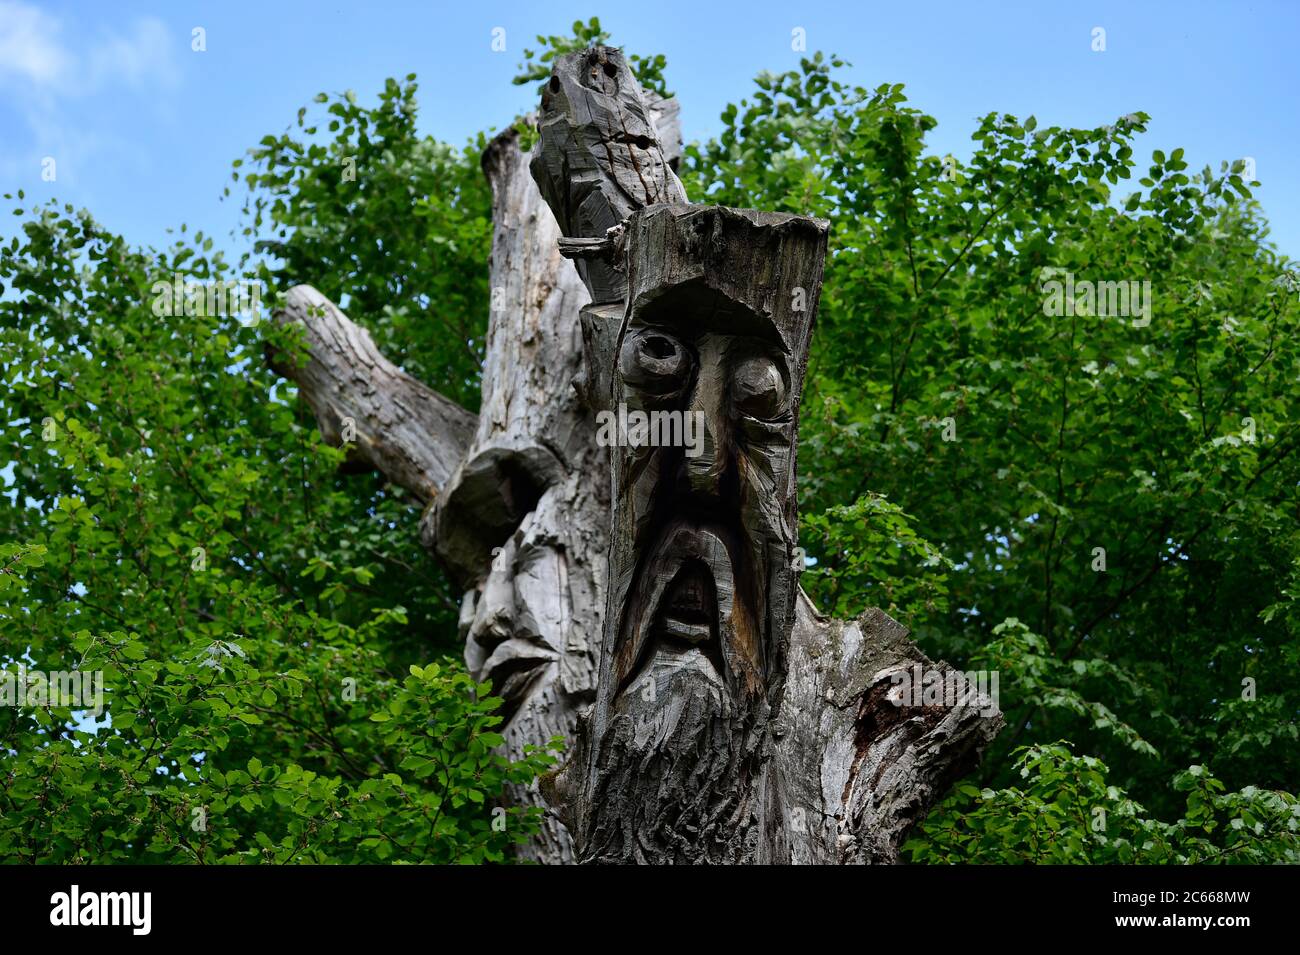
xmin=730 ymin=355 xmax=787 ymax=421
xmin=728 ymin=356 xmax=796 ymax=567
xmin=512 ymin=544 xmax=568 ymax=654
xmin=729 ymin=355 xmax=792 ymax=495
xmin=617 ymin=328 xmax=695 ymax=499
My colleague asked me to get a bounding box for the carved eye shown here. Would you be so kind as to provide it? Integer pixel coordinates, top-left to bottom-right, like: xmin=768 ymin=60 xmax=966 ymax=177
xmin=731 ymin=355 xmax=786 ymax=420
xmin=620 ymin=329 xmax=690 ymax=394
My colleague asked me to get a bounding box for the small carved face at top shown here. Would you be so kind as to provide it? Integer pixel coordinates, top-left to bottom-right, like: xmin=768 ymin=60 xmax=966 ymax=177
xmin=608 ymin=294 xmax=800 ymax=706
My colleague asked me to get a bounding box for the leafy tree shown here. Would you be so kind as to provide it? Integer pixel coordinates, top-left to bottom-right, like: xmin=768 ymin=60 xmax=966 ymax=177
xmin=234 ymin=76 xmax=492 ymax=412
xmin=681 ymin=53 xmax=1298 ymax=859
xmin=0 ymin=202 xmax=556 ymax=863
xmin=2 ymin=24 xmax=1295 ymax=864
xmin=512 ymin=17 xmax=670 ymax=97
xmin=906 ymin=742 xmax=1298 ymax=864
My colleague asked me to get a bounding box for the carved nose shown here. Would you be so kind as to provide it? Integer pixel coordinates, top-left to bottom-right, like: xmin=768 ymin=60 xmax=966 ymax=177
xmin=678 ymin=391 xmax=726 ymax=502
xmin=470 ymin=538 xmax=517 ymax=650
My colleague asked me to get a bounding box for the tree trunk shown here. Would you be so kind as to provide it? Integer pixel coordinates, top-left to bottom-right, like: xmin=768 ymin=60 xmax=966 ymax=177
xmin=271 ymin=46 xmax=1002 ymax=865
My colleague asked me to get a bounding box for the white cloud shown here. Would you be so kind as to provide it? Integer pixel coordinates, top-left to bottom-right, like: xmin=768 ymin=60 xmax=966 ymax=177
xmin=0 ymin=1 xmax=177 ymax=95
xmin=0 ymin=0 xmax=70 ymax=86
xmin=86 ymin=16 xmax=177 ymax=91
xmin=0 ymin=2 xmax=178 ymax=188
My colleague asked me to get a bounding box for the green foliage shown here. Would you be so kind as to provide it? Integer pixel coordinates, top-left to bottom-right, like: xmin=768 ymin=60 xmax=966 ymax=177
xmin=685 ymin=52 xmax=1299 ymax=856
xmin=228 ymin=75 xmax=495 ymax=664
xmin=973 ymin=617 xmax=1162 ymax=758
xmin=234 ymin=76 xmax=491 ymax=412
xmin=905 ymin=743 xmax=1299 ymax=864
xmin=0 ymin=202 xmax=557 ymax=863
xmin=3 ymin=26 xmax=1295 ymax=864
xmin=801 ymin=492 xmax=952 ymax=626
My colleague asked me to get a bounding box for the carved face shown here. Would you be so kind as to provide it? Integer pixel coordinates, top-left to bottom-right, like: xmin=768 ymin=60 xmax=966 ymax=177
xmin=454 ymin=463 xmax=602 ymax=864
xmin=462 ymin=491 xmax=568 ymax=718
xmin=571 ymin=205 xmax=827 ymax=862
xmin=461 ymin=475 xmax=599 ymax=728
xmin=607 ymin=289 xmax=800 ymax=709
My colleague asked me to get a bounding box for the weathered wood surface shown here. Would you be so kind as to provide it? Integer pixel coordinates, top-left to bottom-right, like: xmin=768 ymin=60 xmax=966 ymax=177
xmin=777 ymin=595 xmax=1001 ymax=863
xmin=565 ymin=203 xmax=829 ymax=863
xmin=424 ymin=121 xmax=607 ymax=863
xmin=270 ymin=45 xmax=1002 ymax=865
xmin=531 ymin=47 xmax=686 ymax=305
xmin=530 ymin=47 xmax=1003 ymax=864
xmin=270 ymin=285 xmax=476 ymax=503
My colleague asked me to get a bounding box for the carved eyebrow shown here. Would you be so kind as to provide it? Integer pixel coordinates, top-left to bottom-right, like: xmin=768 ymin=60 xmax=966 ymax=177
xmin=629 ymin=321 xmax=789 ymax=382
xmin=633 ymin=313 xmax=790 ymax=358
xmin=730 ymin=353 xmax=792 ymax=419
xmin=732 ymin=352 xmax=788 ymax=387
xmin=630 ymin=283 xmax=789 ymax=351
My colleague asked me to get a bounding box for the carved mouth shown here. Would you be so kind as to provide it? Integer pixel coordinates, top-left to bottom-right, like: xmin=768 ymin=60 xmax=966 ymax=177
xmin=476 ymin=637 xmax=558 ymax=725
xmin=616 ymin=524 xmax=738 ymax=696
xmin=653 ymin=562 xmax=717 ymax=644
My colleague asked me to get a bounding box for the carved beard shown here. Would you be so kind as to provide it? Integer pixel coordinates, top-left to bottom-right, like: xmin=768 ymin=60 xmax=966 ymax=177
xmin=581 ymin=641 xmax=768 ymax=864
xmin=563 ymin=205 xmax=826 ymax=863
xmin=605 ymin=323 xmax=796 ymax=709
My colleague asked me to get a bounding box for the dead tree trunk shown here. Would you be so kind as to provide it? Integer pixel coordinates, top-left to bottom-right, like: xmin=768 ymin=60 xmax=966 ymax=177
xmin=272 ymin=45 xmax=1001 ymax=865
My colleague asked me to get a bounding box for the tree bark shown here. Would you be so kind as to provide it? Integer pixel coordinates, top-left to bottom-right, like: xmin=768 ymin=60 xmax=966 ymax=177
xmin=270 ymin=45 xmax=1002 ymax=865
xmin=776 ymin=597 xmax=1002 ymax=863
xmin=423 ymin=118 xmax=604 ymax=863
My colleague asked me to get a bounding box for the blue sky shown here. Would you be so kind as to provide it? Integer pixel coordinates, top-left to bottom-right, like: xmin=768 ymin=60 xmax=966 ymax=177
xmin=1 ymin=0 xmax=1297 ymax=259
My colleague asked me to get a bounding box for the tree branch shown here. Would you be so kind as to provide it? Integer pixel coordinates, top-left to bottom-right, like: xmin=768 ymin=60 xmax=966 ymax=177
xmin=269 ymin=284 xmax=477 ymax=504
